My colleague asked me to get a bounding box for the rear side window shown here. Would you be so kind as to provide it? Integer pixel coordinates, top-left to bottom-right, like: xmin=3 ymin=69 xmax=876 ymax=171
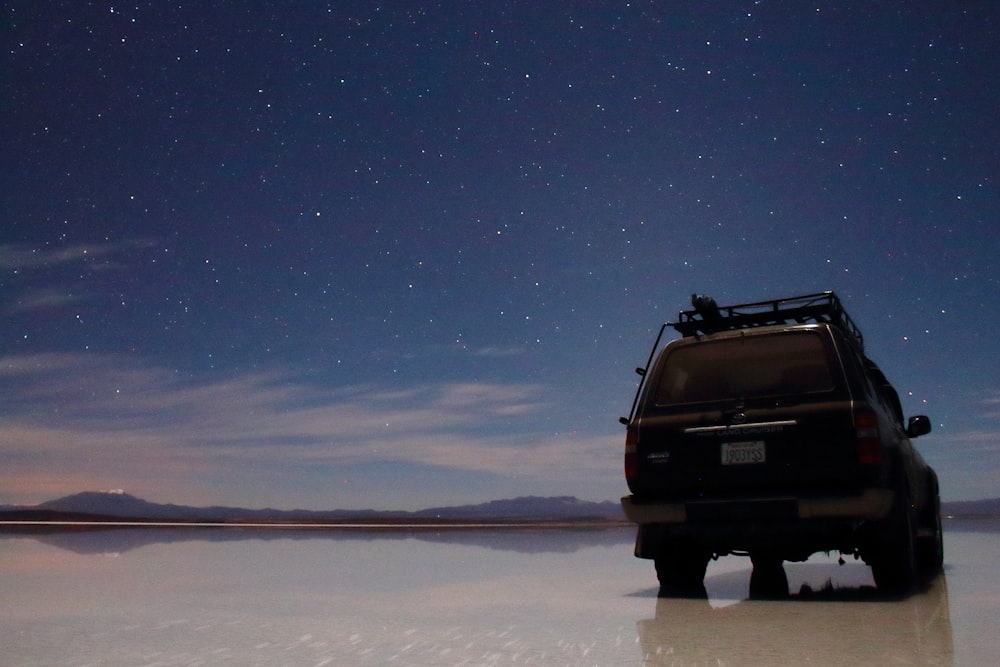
xmin=652 ymin=332 xmax=835 ymax=405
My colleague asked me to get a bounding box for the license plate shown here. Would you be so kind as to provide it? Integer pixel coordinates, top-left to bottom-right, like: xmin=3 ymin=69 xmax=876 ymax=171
xmin=721 ymin=441 xmax=766 ymax=465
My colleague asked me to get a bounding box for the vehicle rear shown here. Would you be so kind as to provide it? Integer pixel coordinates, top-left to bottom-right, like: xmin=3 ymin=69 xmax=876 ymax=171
xmin=622 ymin=325 xmax=895 ymax=556
xmin=628 ymin=325 xmax=875 ymax=499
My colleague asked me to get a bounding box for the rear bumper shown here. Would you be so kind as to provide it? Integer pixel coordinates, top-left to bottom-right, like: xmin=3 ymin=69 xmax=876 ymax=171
xmin=621 ymin=487 xmax=894 ymax=525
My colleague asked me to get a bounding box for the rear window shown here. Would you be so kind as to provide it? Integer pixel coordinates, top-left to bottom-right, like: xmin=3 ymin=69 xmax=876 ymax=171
xmin=652 ymin=332 xmax=836 ymax=405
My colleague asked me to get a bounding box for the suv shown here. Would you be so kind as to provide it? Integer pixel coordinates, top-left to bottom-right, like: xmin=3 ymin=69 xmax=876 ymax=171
xmin=619 ymin=292 xmax=941 ymax=594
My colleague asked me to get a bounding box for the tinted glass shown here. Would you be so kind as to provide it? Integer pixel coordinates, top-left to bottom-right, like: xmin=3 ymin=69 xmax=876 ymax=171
xmin=653 ymin=332 xmax=835 ymax=405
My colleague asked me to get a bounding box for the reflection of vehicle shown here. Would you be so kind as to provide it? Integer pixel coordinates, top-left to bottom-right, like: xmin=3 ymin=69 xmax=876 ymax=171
xmin=637 ymin=573 xmax=953 ymax=665
xmin=620 ymin=292 xmax=942 ymax=593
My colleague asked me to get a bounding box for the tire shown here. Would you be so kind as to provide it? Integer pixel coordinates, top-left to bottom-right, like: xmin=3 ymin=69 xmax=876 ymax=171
xmin=655 ymin=546 xmax=710 ymax=597
xmin=870 ymin=494 xmax=917 ymax=594
xmin=916 ymin=486 xmax=944 ymax=573
xmin=749 ymin=554 xmax=789 ymax=599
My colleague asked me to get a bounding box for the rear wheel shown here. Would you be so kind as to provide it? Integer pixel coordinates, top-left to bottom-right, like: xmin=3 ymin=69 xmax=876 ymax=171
xmin=654 ymin=546 xmax=710 ymax=596
xmin=749 ymin=554 xmax=789 ymax=599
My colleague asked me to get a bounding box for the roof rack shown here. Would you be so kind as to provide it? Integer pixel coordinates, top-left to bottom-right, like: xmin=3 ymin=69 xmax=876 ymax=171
xmin=672 ymin=291 xmax=864 ymax=350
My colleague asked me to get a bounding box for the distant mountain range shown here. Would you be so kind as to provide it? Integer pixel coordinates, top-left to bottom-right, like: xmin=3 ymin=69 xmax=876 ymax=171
xmin=941 ymin=497 xmax=1000 ymax=517
xmin=0 ymin=490 xmax=626 ymax=524
xmin=1 ymin=491 xmax=997 ymax=525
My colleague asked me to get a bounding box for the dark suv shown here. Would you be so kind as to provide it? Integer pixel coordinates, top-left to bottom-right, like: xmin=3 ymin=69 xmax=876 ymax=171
xmin=619 ymin=292 xmax=941 ymax=594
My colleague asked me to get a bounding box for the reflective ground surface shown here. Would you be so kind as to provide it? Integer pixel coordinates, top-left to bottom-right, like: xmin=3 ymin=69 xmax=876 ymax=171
xmin=1 ymin=522 xmax=996 ymax=665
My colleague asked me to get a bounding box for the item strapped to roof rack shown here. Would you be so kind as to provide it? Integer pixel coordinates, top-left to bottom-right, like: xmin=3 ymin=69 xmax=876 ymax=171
xmin=672 ymin=291 xmax=864 ymax=350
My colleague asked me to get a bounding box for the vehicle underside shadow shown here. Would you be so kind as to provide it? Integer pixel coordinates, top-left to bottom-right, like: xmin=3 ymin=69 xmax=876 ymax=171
xmin=651 ymin=557 xmax=944 ymax=602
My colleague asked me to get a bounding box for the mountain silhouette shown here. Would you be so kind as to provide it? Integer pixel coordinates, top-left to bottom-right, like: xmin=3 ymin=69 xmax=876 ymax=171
xmin=1 ymin=490 xmax=625 ymax=523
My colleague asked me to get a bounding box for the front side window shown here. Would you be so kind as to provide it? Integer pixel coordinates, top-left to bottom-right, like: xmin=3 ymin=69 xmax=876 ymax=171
xmin=652 ymin=332 xmax=835 ymax=405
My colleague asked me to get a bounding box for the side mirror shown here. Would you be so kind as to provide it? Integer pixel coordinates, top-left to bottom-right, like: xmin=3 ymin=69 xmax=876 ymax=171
xmin=907 ymin=415 xmax=931 ymax=438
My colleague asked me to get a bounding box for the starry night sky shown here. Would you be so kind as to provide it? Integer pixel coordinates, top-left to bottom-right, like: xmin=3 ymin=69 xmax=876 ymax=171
xmin=2 ymin=2 xmax=997 ymax=509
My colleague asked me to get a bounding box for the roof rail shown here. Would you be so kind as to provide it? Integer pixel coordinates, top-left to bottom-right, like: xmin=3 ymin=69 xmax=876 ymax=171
xmin=672 ymin=291 xmax=864 ymax=349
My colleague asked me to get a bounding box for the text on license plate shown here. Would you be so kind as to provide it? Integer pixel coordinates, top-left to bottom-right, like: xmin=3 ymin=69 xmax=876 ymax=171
xmin=721 ymin=441 xmax=766 ymax=465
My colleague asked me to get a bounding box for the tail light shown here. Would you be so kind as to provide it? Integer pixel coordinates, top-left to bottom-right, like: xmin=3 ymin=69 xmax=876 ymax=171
xmin=854 ymin=408 xmax=882 ymax=465
xmin=624 ymin=426 xmax=638 ymax=481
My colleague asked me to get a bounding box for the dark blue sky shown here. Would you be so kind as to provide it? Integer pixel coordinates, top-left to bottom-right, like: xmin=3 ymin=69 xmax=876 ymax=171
xmin=2 ymin=2 xmax=997 ymax=508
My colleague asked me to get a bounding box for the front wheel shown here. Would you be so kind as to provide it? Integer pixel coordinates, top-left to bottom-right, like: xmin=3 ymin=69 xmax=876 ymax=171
xmin=916 ymin=486 xmax=944 ymax=573
xmin=869 ymin=497 xmax=917 ymax=594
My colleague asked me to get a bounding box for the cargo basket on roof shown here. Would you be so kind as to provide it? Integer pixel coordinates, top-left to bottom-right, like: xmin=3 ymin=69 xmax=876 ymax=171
xmin=676 ymin=291 xmax=863 ymax=350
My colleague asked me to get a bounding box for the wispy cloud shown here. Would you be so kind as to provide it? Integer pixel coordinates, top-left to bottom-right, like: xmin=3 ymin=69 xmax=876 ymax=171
xmin=6 ymin=288 xmax=85 ymax=313
xmin=980 ymin=393 xmax=1000 ymax=418
xmin=0 ymin=240 xmax=155 ymax=271
xmin=0 ymin=353 xmax=622 ymax=508
xmin=473 ymin=345 xmax=526 ymax=357
xmin=0 ymin=239 xmax=162 ymax=315
xmin=938 ymin=429 xmax=1000 ymax=451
